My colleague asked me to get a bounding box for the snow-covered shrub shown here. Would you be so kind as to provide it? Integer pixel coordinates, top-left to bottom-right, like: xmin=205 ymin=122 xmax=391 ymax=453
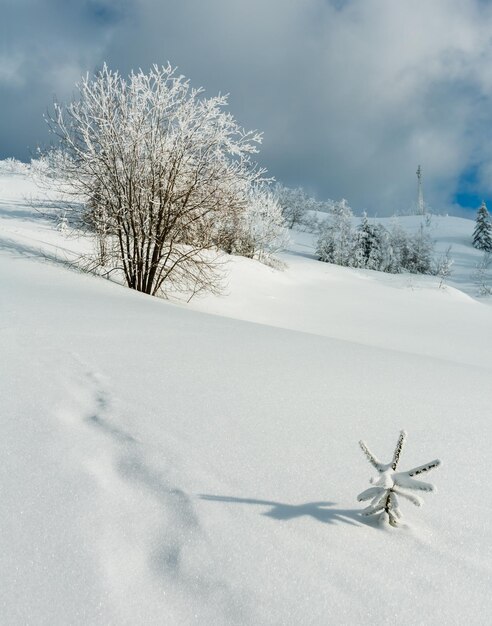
xmin=472 ymin=252 xmax=492 ymax=296
xmin=316 ymin=199 xmax=355 ymax=266
xmin=275 ymin=184 xmax=325 ymax=232
xmin=29 ymin=150 xmax=72 ymax=180
xmin=237 ymin=186 xmax=288 ymax=262
xmin=434 ymin=245 xmax=454 ymax=288
xmin=0 ymin=158 xmax=30 ymax=175
xmin=386 ymin=219 xmax=410 ymax=273
xmin=45 ymin=64 xmax=266 ymax=297
xmin=215 ymin=185 xmax=288 ymax=263
xmin=387 ymin=219 xmax=438 ymax=275
xmin=353 ymin=213 xmax=391 ymax=271
xmin=405 ymin=224 xmax=435 ymax=274
xmin=275 ymin=185 xmax=309 ymax=229
xmin=358 ymin=430 xmax=441 ymax=527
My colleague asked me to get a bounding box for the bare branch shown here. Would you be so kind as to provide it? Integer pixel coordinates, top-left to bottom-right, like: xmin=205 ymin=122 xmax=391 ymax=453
xmin=391 ymin=430 xmax=407 ymax=470
xmin=359 ymin=440 xmax=385 ymax=472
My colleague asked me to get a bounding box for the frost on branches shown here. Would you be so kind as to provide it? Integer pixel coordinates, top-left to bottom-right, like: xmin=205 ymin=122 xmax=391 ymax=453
xmin=214 ymin=184 xmax=288 ymax=263
xmin=357 ymin=430 xmax=441 ymax=527
xmin=316 ymin=202 xmax=438 ymax=275
xmin=275 ymin=184 xmax=323 ymax=232
xmin=45 ymin=64 xmax=285 ymax=298
xmin=316 ymin=199 xmax=354 ymax=266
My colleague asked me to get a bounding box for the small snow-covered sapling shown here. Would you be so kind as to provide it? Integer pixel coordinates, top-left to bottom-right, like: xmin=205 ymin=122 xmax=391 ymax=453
xmin=357 ymin=430 xmax=441 ymax=527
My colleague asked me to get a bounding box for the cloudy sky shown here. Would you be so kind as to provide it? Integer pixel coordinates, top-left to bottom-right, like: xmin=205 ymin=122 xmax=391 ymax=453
xmin=3 ymin=0 xmax=492 ymax=215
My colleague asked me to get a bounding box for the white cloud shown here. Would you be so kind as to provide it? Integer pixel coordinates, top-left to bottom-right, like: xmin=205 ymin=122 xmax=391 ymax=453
xmin=4 ymin=0 xmax=492 ymax=214
xmin=0 ymin=54 xmax=26 ymax=87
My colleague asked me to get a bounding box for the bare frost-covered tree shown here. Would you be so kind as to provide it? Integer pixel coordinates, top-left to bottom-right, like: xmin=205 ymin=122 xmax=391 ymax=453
xmin=472 ymin=252 xmax=492 ymax=296
xmin=213 ymin=185 xmax=287 ymax=261
xmin=242 ymin=186 xmax=288 ymax=262
xmin=275 ymin=185 xmax=310 ymax=229
xmin=275 ymin=184 xmax=324 ymax=232
xmin=316 ymin=199 xmax=355 ymax=266
xmin=47 ymin=64 xmax=265 ymax=296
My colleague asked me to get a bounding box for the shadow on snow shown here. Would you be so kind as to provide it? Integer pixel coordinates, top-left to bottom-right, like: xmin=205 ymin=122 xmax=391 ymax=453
xmin=199 ymin=495 xmax=378 ymax=528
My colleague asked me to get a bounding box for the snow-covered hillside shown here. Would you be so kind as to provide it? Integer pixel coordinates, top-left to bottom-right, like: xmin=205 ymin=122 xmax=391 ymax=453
xmin=1 ymin=167 xmax=491 ymax=625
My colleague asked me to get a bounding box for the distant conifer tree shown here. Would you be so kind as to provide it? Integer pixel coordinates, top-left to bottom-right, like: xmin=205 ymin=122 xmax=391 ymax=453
xmin=473 ymin=201 xmax=492 ymax=252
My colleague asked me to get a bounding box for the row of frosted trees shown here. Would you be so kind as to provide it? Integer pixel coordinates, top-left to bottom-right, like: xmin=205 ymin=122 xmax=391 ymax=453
xmin=316 ymin=201 xmax=436 ymax=275
xmin=275 ymin=185 xmax=439 ymax=275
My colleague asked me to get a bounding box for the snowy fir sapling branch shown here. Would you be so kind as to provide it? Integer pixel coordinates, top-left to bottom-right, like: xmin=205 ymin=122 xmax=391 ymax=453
xmin=357 ymin=430 xmax=441 ymax=527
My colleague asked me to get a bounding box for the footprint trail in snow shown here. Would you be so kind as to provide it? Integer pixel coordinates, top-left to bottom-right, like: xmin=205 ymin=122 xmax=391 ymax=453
xmin=58 ymin=362 xmax=248 ymax=625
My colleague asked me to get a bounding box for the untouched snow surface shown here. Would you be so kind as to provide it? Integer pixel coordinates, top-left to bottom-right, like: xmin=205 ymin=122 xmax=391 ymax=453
xmin=1 ymin=168 xmax=492 ymax=625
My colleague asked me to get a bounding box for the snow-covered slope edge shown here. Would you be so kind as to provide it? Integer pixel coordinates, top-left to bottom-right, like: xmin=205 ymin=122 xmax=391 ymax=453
xmin=1 ymin=168 xmax=491 ymax=624
xmin=2 ymin=250 xmax=491 ymax=625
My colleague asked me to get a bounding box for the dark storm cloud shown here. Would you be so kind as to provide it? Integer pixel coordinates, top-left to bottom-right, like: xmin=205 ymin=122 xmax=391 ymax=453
xmin=3 ymin=0 xmax=492 ymax=214
xmin=0 ymin=0 xmax=125 ymax=156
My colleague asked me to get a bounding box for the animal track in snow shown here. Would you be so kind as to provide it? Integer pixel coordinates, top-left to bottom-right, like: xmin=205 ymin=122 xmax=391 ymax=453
xmin=82 ymin=370 xmax=138 ymax=445
xmin=58 ymin=360 xmax=245 ymax=624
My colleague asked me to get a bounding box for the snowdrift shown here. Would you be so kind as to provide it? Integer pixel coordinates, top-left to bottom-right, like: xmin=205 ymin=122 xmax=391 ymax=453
xmin=1 ymin=167 xmax=491 ymax=625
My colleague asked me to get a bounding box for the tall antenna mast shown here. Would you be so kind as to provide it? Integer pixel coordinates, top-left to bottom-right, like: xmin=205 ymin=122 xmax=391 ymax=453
xmin=416 ymin=165 xmax=425 ymax=215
